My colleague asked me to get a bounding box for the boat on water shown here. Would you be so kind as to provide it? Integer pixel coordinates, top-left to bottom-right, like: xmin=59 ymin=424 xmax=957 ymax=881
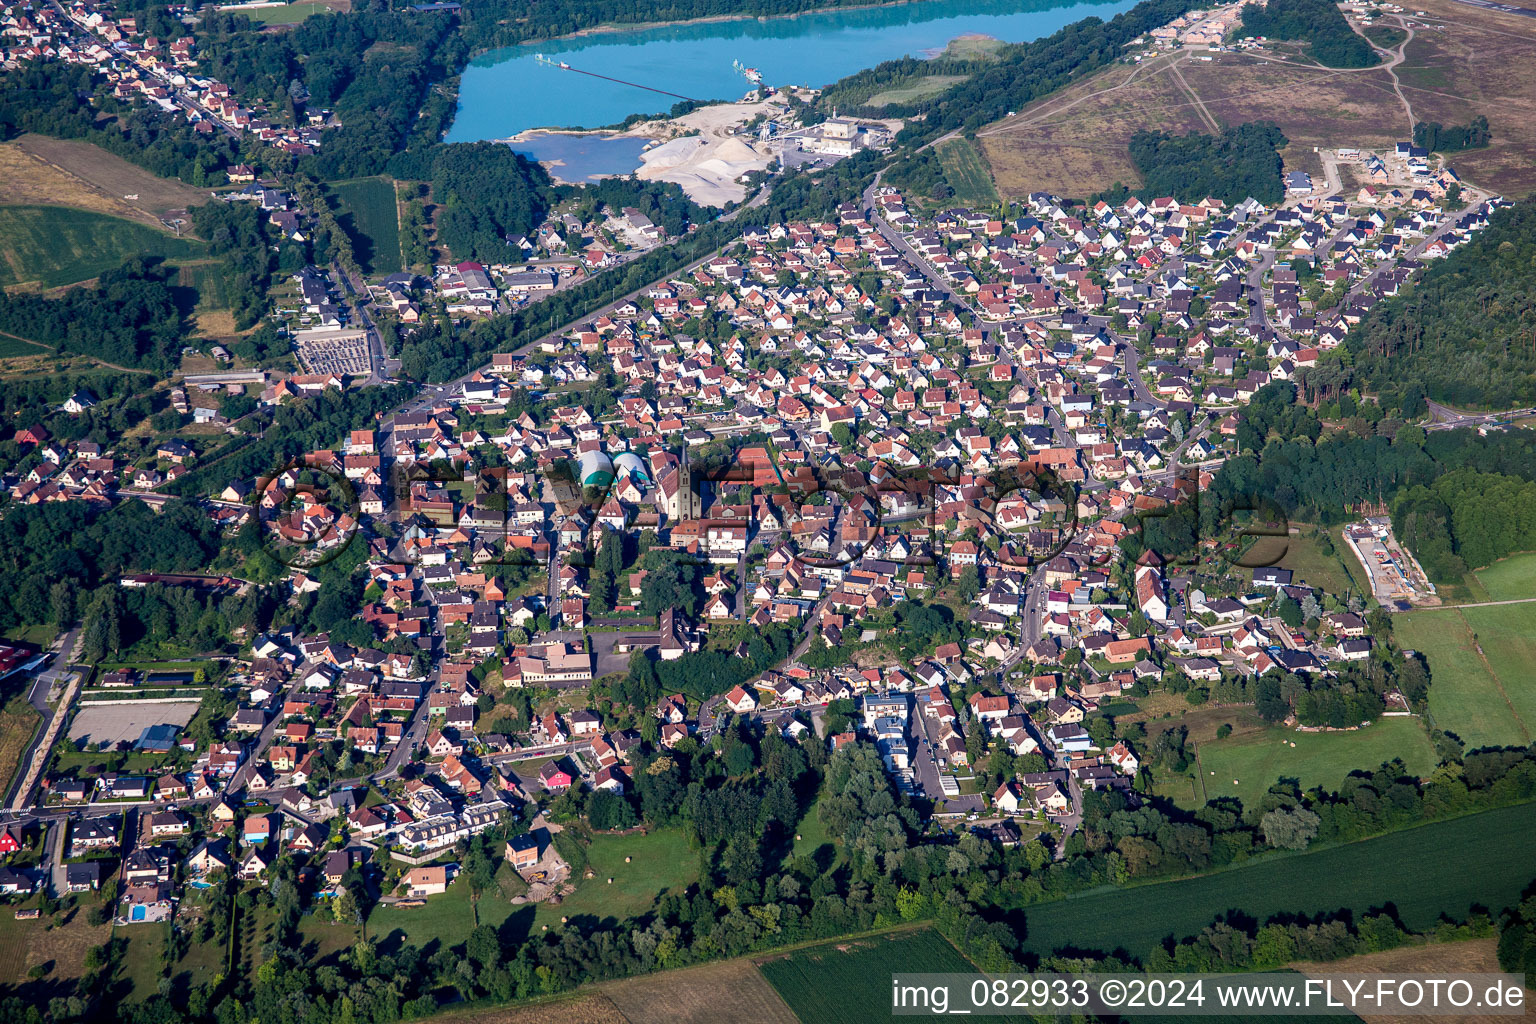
xmin=732 ymin=59 xmax=763 ymax=83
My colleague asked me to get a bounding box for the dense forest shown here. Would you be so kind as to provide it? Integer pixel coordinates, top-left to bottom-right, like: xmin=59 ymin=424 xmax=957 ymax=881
xmin=1413 ymin=115 xmax=1492 ymax=154
xmin=1347 ymin=200 xmax=1536 ymax=410
xmin=0 ymin=499 xmax=221 ymax=634
xmin=419 ymin=144 xmax=552 ymax=263
xmin=1393 ymin=469 xmax=1536 ymax=583
xmin=1240 ymin=0 xmax=1378 ymax=68
xmin=1126 ymin=122 xmax=1288 ymax=205
xmin=0 ymin=260 xmax=186 ymax=372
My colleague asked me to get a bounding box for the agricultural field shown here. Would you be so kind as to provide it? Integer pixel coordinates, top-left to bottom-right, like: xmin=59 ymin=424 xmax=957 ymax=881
xmin=1469 ymin=551 xmax=1536 ymax=602
xmin=0 ymin=205 xmax=205 ymax=289
xmin=1396 ymin=604 xmax=1534 ymax=749
xmin=977 ymin=0 xmax=1536 ymax=199
xmin=1018 ymin=801 xmax=1536 ymax=959
xmin=0 ymin=134 xmax=211 ymax=225
xmin=409 ymin=993 xmax=630 ymax=1024
xmin=934 ymin=138 xmax=998 ymax=207
xmin=1292 ymin=935 xmax=1503 ymax=987
xmin=1180 ymin=716 xmax=1437 ymax=811
xmin=329 ymin=176 xmax=402 ymax=276
xmin=1459 ymin=602 xmax=1536 ymax=739
xmin=604 ymin=958 xmax=797 ymax=1024
xmin=759 ymin=928 xmax=1032 ymax=1024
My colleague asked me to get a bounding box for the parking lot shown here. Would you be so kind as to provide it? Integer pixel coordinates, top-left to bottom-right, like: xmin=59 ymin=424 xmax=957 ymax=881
xmin=294 ymin=326 xmax=371 ymax=375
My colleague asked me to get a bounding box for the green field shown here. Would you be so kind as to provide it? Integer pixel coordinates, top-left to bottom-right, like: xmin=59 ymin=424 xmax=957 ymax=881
xmin=175 ymin=260 xmax=233 ymax=311
xmin=329 ymin=177 xmax=401 ymax=276
xmin=935 ymin=138 xmax=998 ymax=206
xmin=1018 ymin=802 xmax=1536 ymax=959
xmin=531 ymin=827 xmax=699 ymax=932
xmin=0 ymin=205 xmax=204 ymax=288
xmin=226 ymin=1 xmax=338 ymax=24
xmin=1186 ymin=717 xmax=1436 ymax=810
xmin=1396 ymin=604 xmax=1533 ymax=749
xmin=867 ymin=75 xmax=968 ymax=107
xmin=1245 ymin=527 xmax=1362 ymax=600
xmin=1470 ymin=551 xmax=1536 ymax=602
xmin=760 ymin=929 xmax=1033 ymax=1024
xmin=367 ymin=872 xmax=482 ymax=950
xmin=1460 ymin=603 xmax=1536 ymax=739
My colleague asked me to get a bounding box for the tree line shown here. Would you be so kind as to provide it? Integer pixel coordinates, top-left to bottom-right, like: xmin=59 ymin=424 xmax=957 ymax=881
xmin=1129 ymin=384 xmax=1536 ymax=578
xmin=1414 ymin=115 xmax=1491 ymax=154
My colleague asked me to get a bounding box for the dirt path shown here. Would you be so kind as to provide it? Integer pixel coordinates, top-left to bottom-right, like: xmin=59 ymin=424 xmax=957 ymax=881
xmin=1374 ymin=15 xmax=1419 ymax=133
xmin=1167 ymin=54 xmax=1222 ymax=132
xmin=978 ymin=52 xmax=1178 ymax=136
xmin=1408 ymin=596 xmax=1536 ymax=610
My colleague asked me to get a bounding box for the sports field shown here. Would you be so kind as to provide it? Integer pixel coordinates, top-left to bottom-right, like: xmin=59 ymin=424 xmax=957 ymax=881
xmin=225 ymin=0 xmax=343 ymax=24
xmin=1018 ymin=801 xmax=1536 ymax=959
xmin=0 ymin=205 xmax=203 ymax=288
xmin=935 ymin=138 xmax=998 ymax=207
xmin=1187 ymin=716 xmax=1436 ymax=810
xmin=1396 ymin=602 xmax=1534 ymax=749
xmin=330 ymin=177 xmax=402 ymax=276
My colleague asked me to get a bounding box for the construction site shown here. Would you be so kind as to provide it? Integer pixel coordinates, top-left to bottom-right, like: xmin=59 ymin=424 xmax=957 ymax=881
xmin=1343 ymin=515 xmax=1440 ymax=606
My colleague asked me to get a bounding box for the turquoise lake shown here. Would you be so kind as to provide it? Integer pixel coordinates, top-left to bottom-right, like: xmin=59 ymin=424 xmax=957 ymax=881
xmin=447 ymin=0 xmax=1139 ymax=142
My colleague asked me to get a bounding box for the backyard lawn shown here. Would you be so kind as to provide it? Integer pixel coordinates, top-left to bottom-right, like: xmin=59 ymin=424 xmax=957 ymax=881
xmin=367 ymin=873 xmax=481 ymax=952
xmin=1242 ymin=526 xmax=1361 ymax=598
